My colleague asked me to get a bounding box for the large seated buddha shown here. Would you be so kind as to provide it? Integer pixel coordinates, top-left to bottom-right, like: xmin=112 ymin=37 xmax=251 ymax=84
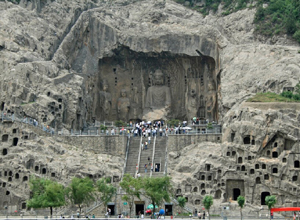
xmin=143 ymin=69 xmax=171 ymax=121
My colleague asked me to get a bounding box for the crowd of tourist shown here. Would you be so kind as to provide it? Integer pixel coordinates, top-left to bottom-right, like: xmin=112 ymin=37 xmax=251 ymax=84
xmin=104 ymin=120 xmax=196 ymax=136
xmin=1 ymin=110 xmax=217 ymax=137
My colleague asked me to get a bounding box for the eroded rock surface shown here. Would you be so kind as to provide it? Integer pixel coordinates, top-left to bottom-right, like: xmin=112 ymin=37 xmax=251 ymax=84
xmin=0 ymin=0 xmax=300 ymax=216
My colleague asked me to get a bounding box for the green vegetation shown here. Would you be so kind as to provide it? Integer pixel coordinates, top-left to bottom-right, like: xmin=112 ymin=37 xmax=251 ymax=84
xmin=254 ymin=0 xmax=300 ymax=42
xmin=265 ymin=195 xmax=277 ymax=220
xmin=114 ymin=120 xmax=126 ymax=127
xmin=207 ymin=122 xmax=213 ymax=129
xmin=177 ymin=196 xmax=187 ymax=210
xmin=27 ymin=176 xmax=118 ymax=216
xmin=237 ymin=196 xmax=245 ymax=220
xmin=120 ymin=174 xmax=142 ymax=217
xmin=141 ymin=176 xmax=172 ymax=216
xmin=248 ymin=92 xmax=300 ymax=102
xmin=96 ymin=177 xmax=117 ymax=211
xmin=100 ymin=124 xmax=108 ymax=131
xmin=203 ymin=195 xmax=213 ymax=220
xmin=176 ymin=212 xmax=192 ymax=216
xmin=27 ymin=177 xmax=65 ymax=217
xmin=173 ymin=0 xmax=300 ymax=43
xmin=65 ymin=177 xmax=95 ymax=213
xmin=167 ymin=119 xmax=180 ymax=127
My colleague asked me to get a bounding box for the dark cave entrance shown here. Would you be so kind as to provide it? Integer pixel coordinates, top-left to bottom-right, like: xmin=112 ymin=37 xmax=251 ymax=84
xmin=233 ymin=188 xmax=241 ymax=200
xmin=261 ymin=192 xmax=270 ymax=205
xmin=135 ymin=204 xmax=144 ymax=216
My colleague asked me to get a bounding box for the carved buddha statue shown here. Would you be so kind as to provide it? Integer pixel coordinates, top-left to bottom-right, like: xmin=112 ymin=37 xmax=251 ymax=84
xmin=143 ymin=69 xmax=171 ymax=120
xmin=145 ymin=69 xmax=171 ymax=110
xmin=117 ymin=89 xmax=130 ymax=122
xmin=206 ymin=80 xmax=217 ymax=121
xmin=99 ymin=80 xmax=111 ymax=120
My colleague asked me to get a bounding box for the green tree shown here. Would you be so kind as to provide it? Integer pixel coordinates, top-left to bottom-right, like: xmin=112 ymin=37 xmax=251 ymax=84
xmin=177 ymin=196 xmax=186 ymax=213
xmin=96 ymin=177 xmax=117 ymax=211
xmin=203 ymin=195 xmax=213 ymax=220
xmin=66 ymin=177 xmax=95 ymax=214
xmin=265 ymin=195 xmax=277 ymax=220
xmin=120 ymin=174 xmax=142 ymax=217
xmin=167 ymin=119 xmax=180 ymax=127
xmin=141 ymin=176 xmax=172 ymax=216
xmin=237 ymin=196 xmax=245 ymax=220
xmin=115 ymin=120 xmax=126 ymax=127
xmin=26 ymin=177 xmax=65 ymax=217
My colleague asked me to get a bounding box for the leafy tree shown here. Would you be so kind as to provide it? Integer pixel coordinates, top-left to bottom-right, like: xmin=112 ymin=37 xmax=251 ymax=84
xmin=115 ymin=120 xmax=126 ymax=127
xmin=167 ymin=119 xmax=180 ymax=127
xmin=120 ymin=174 xmax=142 ymax=217
xmin=96 ymin=177 xmax=117 ymax=210
xmin=66 ymin=177 xmax=95 ymax=214
xmin=237 ymin=196 xmax=245 ymax=220
xmin=177 ymin=196 xmax=186 ymax=212
xmin=26 ymin=177 xmax=65 ymax=217
xmin=141 ymin=176 xmax=172 ymax=216
xmin=203 ymin=195 xmax=213 ymax=220
xmin=265 ymin=195 xmax=277 ymax=220
xmin=100 ymin=124 xmax=108 ymax=131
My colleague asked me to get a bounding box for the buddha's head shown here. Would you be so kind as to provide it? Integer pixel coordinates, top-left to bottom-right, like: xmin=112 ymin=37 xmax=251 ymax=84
xmin=208 ymin=80 xmax=215 ymax=91
xmin=102 ymin=80 xmax=108 ymax=91
xmin=120 ymin=89 xmax=127 ymax=97
xmin=152 ymin=69 xmax=164 ymax=86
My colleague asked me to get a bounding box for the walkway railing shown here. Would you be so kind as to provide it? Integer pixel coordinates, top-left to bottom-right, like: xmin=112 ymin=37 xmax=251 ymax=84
xmin=1 ymin=113 xmax=222 ymax=137
xmin=136 ymin=135 xmax=143 ymax=178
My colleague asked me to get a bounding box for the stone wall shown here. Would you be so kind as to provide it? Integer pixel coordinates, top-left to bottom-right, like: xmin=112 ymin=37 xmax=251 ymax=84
xmin=167 ymin=134 xmax=222 ymax=152
xmin=60 ymin=135 xmax=127 ymax=157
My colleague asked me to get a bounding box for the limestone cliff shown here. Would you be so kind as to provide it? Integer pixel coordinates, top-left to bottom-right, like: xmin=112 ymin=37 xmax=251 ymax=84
xmin=0 ymin=0 xmax=300 ymax=216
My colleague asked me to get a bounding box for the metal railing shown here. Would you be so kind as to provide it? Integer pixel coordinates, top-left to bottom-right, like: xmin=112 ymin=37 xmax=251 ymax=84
xmin=136 ymin=135 xmax=143 ymax=177
xmin=1 ymin=113 xmax=222 ymax=138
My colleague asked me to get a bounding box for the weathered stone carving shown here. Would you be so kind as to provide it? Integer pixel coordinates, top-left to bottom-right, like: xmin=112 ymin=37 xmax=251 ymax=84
xmin=99 ymin=80 xmax=111 ymax=121
xmin=143 ymin=69 xmax=171 ymax=120
xmin=206 ymin=79 xmax=217 ymax=122
xmin=117 ymin=89 xmax=130 ymax=122
xmin=187 ymin=87 xmax=198 ymax=121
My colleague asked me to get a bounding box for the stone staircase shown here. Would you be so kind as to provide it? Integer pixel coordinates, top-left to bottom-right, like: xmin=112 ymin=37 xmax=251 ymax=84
xmin=139 ymin=137 xmax=154 ymax=175
xmin=123 ymin=136 xmax=168 ymax=178
xmin=124 ymin=137 xmax=141 ymax=176
xmin=152 ymin=136 xmax=167 ymax=176
xmin=86 ymin=201 xmax=105 ymax=217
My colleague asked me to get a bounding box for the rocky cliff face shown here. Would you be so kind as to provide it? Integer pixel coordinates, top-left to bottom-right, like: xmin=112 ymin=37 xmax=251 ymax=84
xmin=0 ymin=0 xmax=300 ymax=216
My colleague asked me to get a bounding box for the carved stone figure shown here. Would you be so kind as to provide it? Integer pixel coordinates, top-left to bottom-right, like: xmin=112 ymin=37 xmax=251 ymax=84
xmin=187 ymin=88 xmax=198 ymax=120
xmin=99 ymin=80 xmax=111 ymax=121
xmin=206 ymin=80 xmax=217 ymax=121
xmin=143 ymin=69 xmax=171 ymax=120
xmin=145 ymin=69 xmax=171 ymax=110
xmin=117 ymin=89 xmax=130 ymax=122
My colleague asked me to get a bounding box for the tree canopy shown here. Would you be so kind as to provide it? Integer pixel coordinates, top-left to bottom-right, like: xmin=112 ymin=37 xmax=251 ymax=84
xmin=177 ymin=196 xmax=186 ymax=209
xmin=203 ymin=195 xmax=213 ymax=220
xmin=26 ymin=177 xmax=65 ymax=216
xmin=96 ymin=177 xmax=117 ymax=206
xmin=237 ymin=196 xmax=245 ymax=220
xmin=120 ymin=174 xmax=142 ymax=217
xmin=65 ymin=177 xmax=95 ymax=213
xmin=265 ymin=195 xmax=277 ymax=220
xmin=141 ymin=176 xmax=172 ymax=215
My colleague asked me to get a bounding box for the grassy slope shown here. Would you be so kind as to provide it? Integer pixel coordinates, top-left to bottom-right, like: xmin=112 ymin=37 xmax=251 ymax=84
xmin=247 ymin=92 xmax=300 ymax=102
